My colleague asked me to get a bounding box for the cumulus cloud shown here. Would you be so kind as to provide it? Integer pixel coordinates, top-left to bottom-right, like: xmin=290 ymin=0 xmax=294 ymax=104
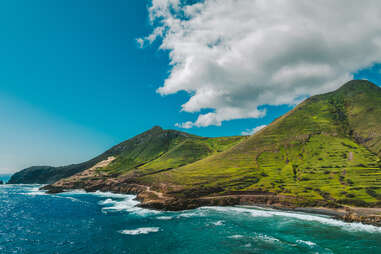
xmin=175 ymin=121 xmax=194 ymax=129
xmin=241 ymin=125 xmax=267 ymax=136
xmin=141 ymin=0 xmax=381 ymax=128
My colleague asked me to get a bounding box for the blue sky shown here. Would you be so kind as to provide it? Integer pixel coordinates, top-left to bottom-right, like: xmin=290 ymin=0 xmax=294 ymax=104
xmin=0 ymin=0 xmax=380 ymax=173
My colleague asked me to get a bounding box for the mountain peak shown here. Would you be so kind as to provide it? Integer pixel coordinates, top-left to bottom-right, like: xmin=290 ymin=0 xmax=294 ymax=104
xmin=337 ymin=79 xmax=379 ymax=92
xmin=145 ymin=126 xmax=198 ymax=138
xmin=143 ymin=125 xmax=164 ymax=135
xmin=150 ymin=125 xmax=163 ymax=131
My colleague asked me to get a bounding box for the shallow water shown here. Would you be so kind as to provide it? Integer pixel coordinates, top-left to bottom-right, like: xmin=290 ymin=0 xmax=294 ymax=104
xmin=1 ymin=184 xmax=380 ymax=254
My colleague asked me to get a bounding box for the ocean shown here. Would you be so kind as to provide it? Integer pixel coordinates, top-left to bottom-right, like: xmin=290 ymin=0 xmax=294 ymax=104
xmin=1 ymin=178 xmax=381 ymax=253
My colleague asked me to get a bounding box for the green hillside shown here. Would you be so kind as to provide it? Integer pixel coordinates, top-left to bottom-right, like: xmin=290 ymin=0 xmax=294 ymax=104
xmin=135 ymin=80 xmax=381 ymax=207
xmin=101 ymin=126 xmax=245 ymax=175
xmin=12 ymin=80 xmax=381 ymax=209
xmin=9 ymin=126 xmax=245 ymax=184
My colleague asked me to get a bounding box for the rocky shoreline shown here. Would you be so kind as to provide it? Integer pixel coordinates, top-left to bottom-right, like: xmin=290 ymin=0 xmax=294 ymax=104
xmin=42 ymin=182 xmax=381 ymax=227
xmin=39 ymin=154 xmax=381 ymax=227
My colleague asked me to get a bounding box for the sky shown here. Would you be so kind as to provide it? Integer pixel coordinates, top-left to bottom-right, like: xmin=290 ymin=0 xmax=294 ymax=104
xmin=0 ymin=0 xmax=381 ymax=174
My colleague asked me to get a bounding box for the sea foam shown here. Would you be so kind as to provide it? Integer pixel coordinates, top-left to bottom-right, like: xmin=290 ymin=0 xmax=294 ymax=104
xmin=17 ymin=186 xmax=381 ymax=234
xmin=253 ymin=233 xmax=280 ymax=244
xmin=296 ymin=240 xmax=317 ymax=247
xmin=211 ymin=220 xmax=224 ymax=226
xmin=91 ymin=192 xmax=160 ymax=216
xmin=156 ymin=216 xmax=173 ymax=220
xmin=21 ymin=186 xmax=47 ymax=196
xmin=202 ymin=206 xmax=381 ymax=233
xmin=228 ymin=235 xmax=244 ymax=239
xmin=119 ymin=227 xmax=160 ymax=235
xmin=55 ymin=189 xmax=159 ymax=216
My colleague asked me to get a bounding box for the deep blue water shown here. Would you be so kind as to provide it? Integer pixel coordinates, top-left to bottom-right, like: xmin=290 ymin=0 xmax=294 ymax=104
xmin=1 ymin=182 xmax=381 ymax=254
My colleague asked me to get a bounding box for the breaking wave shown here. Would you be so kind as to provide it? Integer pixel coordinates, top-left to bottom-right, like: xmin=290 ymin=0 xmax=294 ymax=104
xmin=252 ymin=233 xmax=280 ymax=244
xmin=228 ymin=235 xmax=244 ymax=239
xmin=119 ymin=227 xmax=160 ymax=235
xmin=202 ymin=206 xmax=381 ymax=233
xmin=14 ymin=186 xmax=381 ymax=234
xmin=211 ymin=220 xmax=224 ymax=226
xmin=91 ymin=192 xmax=160 ymax=216
xmin=19 ymin=185 xmax=47 ymax=196
xmin=156 ymin=216 xmax=173 ymax=220
xmin=296 ymin=240 xmax=317 ymax=247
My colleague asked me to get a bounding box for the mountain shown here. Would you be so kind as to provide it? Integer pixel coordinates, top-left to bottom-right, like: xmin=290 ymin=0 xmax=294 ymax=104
xmin=140 ymin=80 xmax=381 ymax=208
xmin=8 ymin=126 xmax=245 ymax=184
xmin=10 ymin=80 xmax=381 ymax=224
xmin=40 ymin=80 xmax=381 ymax=215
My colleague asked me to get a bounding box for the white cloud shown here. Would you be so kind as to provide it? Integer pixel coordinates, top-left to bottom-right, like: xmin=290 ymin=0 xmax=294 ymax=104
xmin=175 ymin=121 xmax=193 ymax=129
xmin=141 ymin=0 xmax=381 ymax=128
xmin=138 ymin=27 xmax=165 ymax=48
xmin=241 ymin=125 xmax=267 ymax=136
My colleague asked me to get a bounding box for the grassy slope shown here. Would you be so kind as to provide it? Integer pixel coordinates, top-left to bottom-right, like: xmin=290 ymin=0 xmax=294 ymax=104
xmin=9 ymin=126 xmax=244 ymax=184
xmin=101 ymin=126 xmax=245 ymax=176
xmin=139 ymin=80 xmax=381 ymax=207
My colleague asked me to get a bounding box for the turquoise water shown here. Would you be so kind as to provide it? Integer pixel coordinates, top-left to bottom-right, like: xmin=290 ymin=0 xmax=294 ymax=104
xmin=0 ymin=174 xmax=10 ymax=183
xmin=1 ymin=183 xmax=381 ymax=254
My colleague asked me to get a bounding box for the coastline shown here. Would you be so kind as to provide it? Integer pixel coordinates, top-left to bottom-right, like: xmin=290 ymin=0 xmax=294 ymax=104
xmin=42 ymin=183 xmax=381 ymax=227
xmin=4 ymin=182 xmax=381 ymax=254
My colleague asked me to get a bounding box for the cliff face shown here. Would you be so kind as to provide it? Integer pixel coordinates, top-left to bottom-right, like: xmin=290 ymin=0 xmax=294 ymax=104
xmin=42 ymin=80 xmax=381 ymax=213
